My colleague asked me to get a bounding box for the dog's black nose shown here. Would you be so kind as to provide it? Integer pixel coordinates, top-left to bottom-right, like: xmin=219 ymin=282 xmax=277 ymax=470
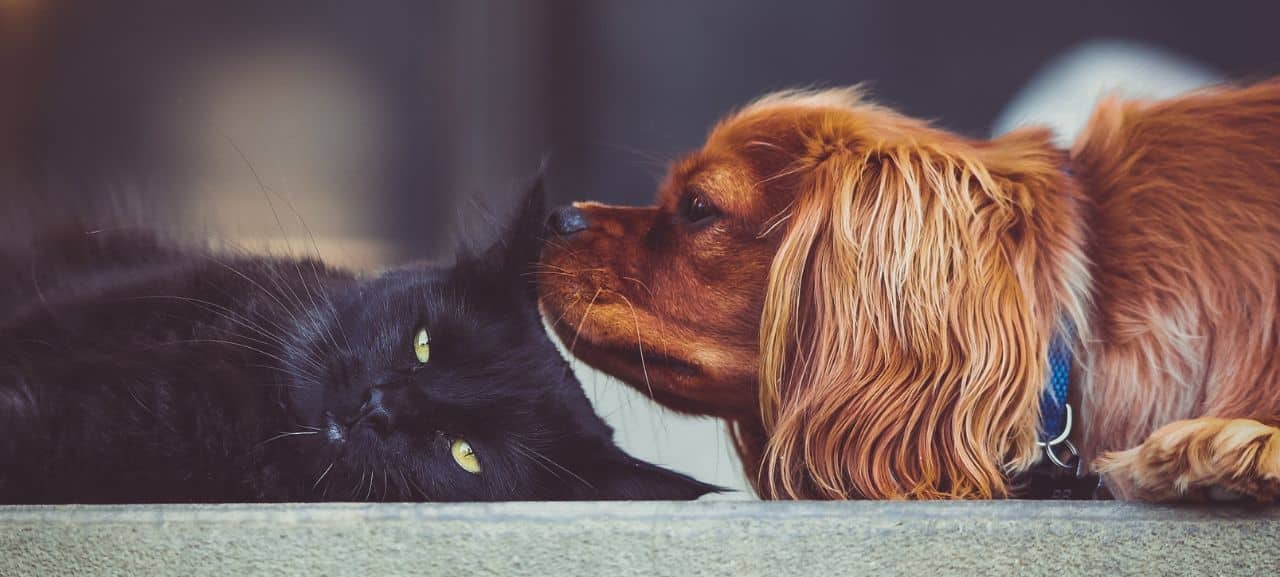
xmin=547 ymin=205 xmax=588 ymax=236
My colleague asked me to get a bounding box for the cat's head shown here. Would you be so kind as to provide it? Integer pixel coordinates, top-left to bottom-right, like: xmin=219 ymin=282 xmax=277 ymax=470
xmin=285 ymin=180 xmax=719 ymax=501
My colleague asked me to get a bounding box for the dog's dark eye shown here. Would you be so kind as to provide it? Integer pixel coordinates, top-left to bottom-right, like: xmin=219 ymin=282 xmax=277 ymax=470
xmin=680 ymin=193 xmax=719 ymax=224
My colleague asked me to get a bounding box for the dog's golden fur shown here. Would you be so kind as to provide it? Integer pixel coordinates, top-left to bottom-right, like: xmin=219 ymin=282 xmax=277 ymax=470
xmin=539 ymin=81 xmax=1280 ymax=501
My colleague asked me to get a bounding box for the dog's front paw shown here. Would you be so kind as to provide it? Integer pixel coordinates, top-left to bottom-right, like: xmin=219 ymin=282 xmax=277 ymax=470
xmin=1094 ymin=417 xmax=1280 ymax=502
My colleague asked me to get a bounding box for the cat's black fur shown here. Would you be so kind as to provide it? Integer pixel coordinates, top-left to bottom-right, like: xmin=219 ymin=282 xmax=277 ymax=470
xmin=0 ymin=181 xmax=718 ymax=503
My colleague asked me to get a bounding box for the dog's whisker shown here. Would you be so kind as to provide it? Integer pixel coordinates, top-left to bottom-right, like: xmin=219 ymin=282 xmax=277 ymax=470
xmin=615 ymin=292 xmax=659 ymax=404
xmin=543 ymin=237 xmax=587 ymax=260
xmin=620 ymin=276 xmax=657 ymax=300
xmin=601 ymin=141 xmax=672 ymax=171
xmin=547 ymin=296 xmax=583 ymax=333
xmin=567 ymin=288 xmax=604 ymax=359
xmin=522 ymin=270 xmax=578 ymax=279
xmin=532 ymin=262 xmax=580 ymax=274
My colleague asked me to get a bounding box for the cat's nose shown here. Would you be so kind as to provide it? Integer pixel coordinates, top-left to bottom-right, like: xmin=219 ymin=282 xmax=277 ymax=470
xmin=547 ymin=205 xmax=588 ymax=236
xmin=352 ymin=387 xmax=394 ymax=435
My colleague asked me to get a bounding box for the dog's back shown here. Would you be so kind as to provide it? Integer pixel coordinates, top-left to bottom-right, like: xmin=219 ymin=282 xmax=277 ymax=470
xmin=1072 ymin=81 xmax=1280 ymax=456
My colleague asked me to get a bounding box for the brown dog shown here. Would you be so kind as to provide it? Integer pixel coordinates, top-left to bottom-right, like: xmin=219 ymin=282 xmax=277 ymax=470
xmin=538 ymin=83 xmax=1280 ymax=501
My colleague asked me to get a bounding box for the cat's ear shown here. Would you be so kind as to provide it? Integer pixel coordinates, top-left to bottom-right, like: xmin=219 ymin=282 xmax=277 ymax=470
xmin=476 ymin=175 xmax=547 ymax=298
xmin=585 ymin=449 xmax=724 ymax=501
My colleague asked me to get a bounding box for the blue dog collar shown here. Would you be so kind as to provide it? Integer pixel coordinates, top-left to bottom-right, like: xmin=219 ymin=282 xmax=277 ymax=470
xmin=1036 ymin=328 xmax=1082 ymax=472
xmin=1015 ymin=326 xmax=1108 ymax=499
xmin=1039 ymin=332 xmax=1072 ymax=444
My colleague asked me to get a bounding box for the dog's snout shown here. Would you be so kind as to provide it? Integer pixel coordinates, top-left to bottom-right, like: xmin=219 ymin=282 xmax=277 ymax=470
xmin=547 ymin=205 xmax=588 ymax=236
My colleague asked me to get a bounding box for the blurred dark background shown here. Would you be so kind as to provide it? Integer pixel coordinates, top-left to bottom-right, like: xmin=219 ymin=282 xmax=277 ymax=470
xmin=3 ymin=0 xmax=1279 ymax=264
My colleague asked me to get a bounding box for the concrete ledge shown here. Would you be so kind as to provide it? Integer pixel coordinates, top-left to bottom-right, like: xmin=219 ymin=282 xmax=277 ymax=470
xmin=3 ymin=501 xmax=1278 ymax=576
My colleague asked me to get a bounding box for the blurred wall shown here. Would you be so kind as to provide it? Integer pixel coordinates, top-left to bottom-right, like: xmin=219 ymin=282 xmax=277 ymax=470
xmin=3 ymin=0 xmax=1279 ymax=495
xmin=7 ymin=0 xmax=1280 ymax=242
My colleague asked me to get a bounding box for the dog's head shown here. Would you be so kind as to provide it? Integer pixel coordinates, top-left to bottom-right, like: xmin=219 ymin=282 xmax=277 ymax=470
xmin=539 ymin=88 xmax=1090 ymax=499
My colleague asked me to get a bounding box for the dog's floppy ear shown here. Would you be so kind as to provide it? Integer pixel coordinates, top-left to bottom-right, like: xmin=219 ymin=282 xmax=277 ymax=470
xmin=757 ymin=134 xmax=1081 ymax=499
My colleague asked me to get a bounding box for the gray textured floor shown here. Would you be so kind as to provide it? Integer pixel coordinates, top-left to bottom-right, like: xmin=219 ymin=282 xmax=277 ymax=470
xmin=3 ymin=501 xmax=1277 ymax=577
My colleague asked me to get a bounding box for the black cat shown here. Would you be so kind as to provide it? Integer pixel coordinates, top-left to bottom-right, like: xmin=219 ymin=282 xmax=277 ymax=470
xmin=0 ymin=181 xmax=717 ymax=503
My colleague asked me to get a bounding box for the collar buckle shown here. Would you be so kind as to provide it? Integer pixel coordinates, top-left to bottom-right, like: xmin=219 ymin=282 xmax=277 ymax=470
xmin=1037 ymin=404 xmax=1083 ymax=474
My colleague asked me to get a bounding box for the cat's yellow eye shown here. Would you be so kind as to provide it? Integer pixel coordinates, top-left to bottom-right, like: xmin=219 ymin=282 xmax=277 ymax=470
xmin=451 ymin=438 xmax=481 ymax=474
xmin=413 ymin=328 xmax=431 ymax=364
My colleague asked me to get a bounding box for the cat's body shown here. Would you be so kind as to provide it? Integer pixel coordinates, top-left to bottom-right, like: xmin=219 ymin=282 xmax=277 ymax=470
xmin=0 ymin=230 xmax=353 ymax=502
xmin=0 ymin=183 xmax=716 ymax=503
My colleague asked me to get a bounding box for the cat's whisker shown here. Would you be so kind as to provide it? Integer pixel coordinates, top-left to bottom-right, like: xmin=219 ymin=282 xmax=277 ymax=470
xmin=395 ymin=469 xmax=413 ymax=501
xmin=508 ymin=443 xmax=561 ymax=484
xmin=263 ymin=181 xmax=354 ymax=358
xmin=257 ymin=260 xmax=337 ymax=356
xmin=153 ymin=339 xmax=325 ymax=374
xmin=285 ymin=349 xmax=330 ymax=381
xmin=510 ymin=439 xmax=595 ymax=491
xmin=403 ymin=470 xmax=428 ymax=501
xmin=246 ymin=382 xmax=313 ymax=392
xmin=463 ymin=193 xmax=503 ymax=241
xmin=237 ymin=249 xmax=338 ymax=366
xmin=363 ymin=467 xmax=376 ymax=501
xmin=273 ymin=259 xmax=343 ymax=360
xmin=222 ymin=134 xmax=331 ymax=350
xmin=256 ymin=259 xmax=310 ymax=320
xmin=125 ymin=295 xmax=293 ymax=351
xmin=256 ymin=430 xmax=319 ymax=448
xmin=203 ymin=277 xmax=303 ymax=344
xmin=352 ymin=468 xmax=367 ymax=499
xmin=329 ymin=302 xmax=353 ymax=355
xmin=245 ymin=364 xmax=323 ymax=386
xmin=312 ymin=461 xmax=335 ymax=491
xmin=202 ymin=254 xmax=309 ymax=330
xmin=126 ymin=389 xmax=154 ymax=417
xmin=210 ymin=328 xmax=300 ymax=365
xmin=288 ymin=225 xmax=351 ymax=357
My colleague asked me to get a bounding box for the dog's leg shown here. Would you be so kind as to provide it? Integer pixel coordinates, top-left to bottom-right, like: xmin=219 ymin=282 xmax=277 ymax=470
xmin=1095 ymin=417 xmax=1280 ymax=502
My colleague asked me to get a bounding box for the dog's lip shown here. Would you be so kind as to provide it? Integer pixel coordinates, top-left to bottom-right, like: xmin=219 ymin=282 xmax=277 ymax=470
xmin=586 ymin=341 xmax=761 ymax=418
xmin=555 ymin=321 xmax=703 ymax=378
xmin=548 ymin=308 xmax=759 ymax=418
xmin=598 ymin=344 xmax=702 ymax=376
xmin=541 ymin=293 xmax=701 ymax=375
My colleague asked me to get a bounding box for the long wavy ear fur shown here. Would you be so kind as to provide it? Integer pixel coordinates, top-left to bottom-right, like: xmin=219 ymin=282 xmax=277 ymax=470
xmin=757 ymin=122 xmax=1088 ymax=499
